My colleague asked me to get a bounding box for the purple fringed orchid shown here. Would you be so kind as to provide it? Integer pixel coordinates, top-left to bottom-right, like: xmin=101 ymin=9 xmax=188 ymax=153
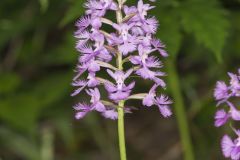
xmin=112 ymin=23 xmax=137 ymax=55
xmin=214 ymin=70 xmax=240 ymax=127
xmin=105 ymin=69 xmax=135 ymax=101
xmin=214 ymin=69 xmax=240 ymax=159
xmin=72 ymin=0 xmax=172 ymax=121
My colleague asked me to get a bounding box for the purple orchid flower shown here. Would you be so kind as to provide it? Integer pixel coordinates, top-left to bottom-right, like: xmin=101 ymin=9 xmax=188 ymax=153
xmin=105 ymin=69 xmax=135 ymax=101
xmin=86 ymin=88 xmax=106 ymax=112
xmin=130 ymin=45 xmax=166 ymax=87
xmin=214 ymin=109 xmax=229 ymax=127
xmin=123 ymin=0 xmax=154 ymax=22
xmin=80 ymin=59 xmax=100 ymax=73
xmin=214 ymin=69 xmax=240 ymax=159
xmin=214 ymin=71 xmax=240 ymax=106
xmin=72 ymin=0 xmax=172 ymax=120
xmin=156 ymin=94 xmax=173 ymax=118
xmin=229 ymin=72 xmax=240 ymax=97
xmin=214 ymin=102 xmax=240 ymax=127
xmin=214 ymin=81 xmax=229 ymax=103
xmin=143 ymin=84 xmax=158 ymax=107
xmin=142 ymin=84 xmax=172 ymax=118
xmin=151 ymin=38 xmax=169 ymax=57
xmin=214 ymin=70 xmax=240 ymax=115
xmin=71 ymin=70 xmax=99 ymax=96
xmin=75 ymin=15 xmax=102 ymax=32
xmin=74 ymin=103 xmax=92 ymax=119
xmin=100 ymin=0 xmax=118 ymax=11
xmin=77 ymin=40 xmax=112 ymax=64
xmin=137 ymin=0 xmax=155 ymax=20
xmin=85 ymin=0 xmax=117 ymax=17
xmin=112 ymin=23 xmax=137 ymax=55
xmin=221 ymin=129 xmax=240 ymax=160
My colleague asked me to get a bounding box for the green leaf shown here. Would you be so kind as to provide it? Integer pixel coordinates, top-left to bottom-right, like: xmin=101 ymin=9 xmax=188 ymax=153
xmin=179 ymin=0 xmax=229 ymax=61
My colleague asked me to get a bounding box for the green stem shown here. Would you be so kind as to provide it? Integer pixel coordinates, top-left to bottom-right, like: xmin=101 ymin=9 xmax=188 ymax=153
xmin=166 ymin=59 xmax=195 ymax=160
xmin=115 ymin=0 xmax=127 ymax=160
xmin=118 ymin=101 xmax=127 ymax=160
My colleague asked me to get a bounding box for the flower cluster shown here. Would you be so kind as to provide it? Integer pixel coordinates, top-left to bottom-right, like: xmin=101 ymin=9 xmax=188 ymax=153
xmin=214 ymin=69 xmax=240 ymax=159
xmin=72 ymin=0 xmax=172 ymax=120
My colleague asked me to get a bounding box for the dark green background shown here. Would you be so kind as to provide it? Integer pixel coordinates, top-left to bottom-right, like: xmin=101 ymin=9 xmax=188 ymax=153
xmin=0 ymin=0 xmax=240 ymax=159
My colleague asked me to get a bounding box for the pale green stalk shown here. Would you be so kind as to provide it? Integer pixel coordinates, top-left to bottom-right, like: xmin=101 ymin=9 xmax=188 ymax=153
xmin=116 ymin=0 xmax=127 ymax=160
xmin=118 ymin=100 xmax=127 ymax=160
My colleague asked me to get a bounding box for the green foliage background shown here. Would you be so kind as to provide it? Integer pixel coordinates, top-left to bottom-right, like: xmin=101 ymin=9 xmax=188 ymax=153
xmin=0 ymin=0 xmax=240 ymax=159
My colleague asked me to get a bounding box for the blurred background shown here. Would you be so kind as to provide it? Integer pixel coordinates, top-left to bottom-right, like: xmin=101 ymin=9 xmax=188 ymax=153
xmin=0 ymin=0 xmax=240 ymax=159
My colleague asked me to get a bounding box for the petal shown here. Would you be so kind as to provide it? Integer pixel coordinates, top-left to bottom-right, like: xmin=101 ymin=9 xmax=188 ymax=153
xmin=138 ymin=0 xmax=144 ymax=10
xmin=107 ymin=69 xmax=116 ymax=79
xmin=153 ymin=77 xmax=166 ymax=88
xmin=156 ymin=95 xmax=172 ymax=105
xmin=221 ymin=135 xmax=234 ymax=158
xmin=149 ymin=83 xmax=159 ymax=93
xmin=102 ymin=110 xmax=118 ymax=120
xmin=112 ymin=23 xmax=120 ymax=31
xmin=214 ymin=109 xmax=229 ymax=127
xmin=88 ymin=60 xmax=100 ymax=72
xmin=146 ymin=56 xmax=162 ymax=68
xmin=231 ymin=109 xmax=240 ymax=121
xmin=91 ymin=17 xmax=102 ymax=29
xmin=228 ymin=102 xmax=240 ymax=121
xmin=158 ymin=105 xmax=172 ymax=118
xmin=110 ymin=2 xmax=118 ymax=10
xmin=87 ymin=74 xmax=99 ymax=87
xmin=73 ymin=103 xmax=89 ymax=111
xmin=214 ymin=81 xmax=229 ymax=101
xmin=136 ymin=67 xmax=155 ymax=79
xmin=94 ymin=102 xmax=106 ymax=112
xmin=109 ymin=91 xmax=130 ymax=101
xmin=94 ymin=88 xmax=101 ymax=100
xmin=143 ymin=94 xmax=154 ymax=107
xmin=75 ymin=111 xmax=88 ymax=119
xmin=130 ymin=56 xmax=141 ymax=65
xmin=72 ymin=80 xmax=87 ymax=87
xmin=231 ymin=147 xmax=240 ymax=160
xmin=142 ymin=17 xmax=159 ymax=33
xmin=105 ymin=83 xmax=117 ymax=93
xmin=75 ymin=15 xmax=91 ymax=31
xmin=124 ymin=69 xmax=134 ymax=80
xmin=158 ymin=49 xmax=168 ymax=57
xmin=98 ymin=50 xmax=112 ymax=62
xmin=119 ymin=42 xmax=137 ymax=55
xmin=123 ymin=81 xmax=135 ymax=91
xmin=71 ymin=86 xmax=86 ymax=96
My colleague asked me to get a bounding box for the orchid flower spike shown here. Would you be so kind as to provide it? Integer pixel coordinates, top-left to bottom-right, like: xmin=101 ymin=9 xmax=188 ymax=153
xmin=72 ymin=0 xmax=172 ymax=120
xmin=214 ymin=69 xmax=240 ymax=159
